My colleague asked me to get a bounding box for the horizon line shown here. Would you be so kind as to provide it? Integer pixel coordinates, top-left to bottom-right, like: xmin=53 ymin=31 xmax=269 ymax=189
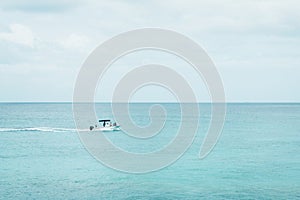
xmin=0 ymin=101 xmax=299 ymax=104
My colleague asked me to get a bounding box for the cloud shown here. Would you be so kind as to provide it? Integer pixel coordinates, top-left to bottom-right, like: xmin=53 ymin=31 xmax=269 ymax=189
xmin=0 ymin=24 xmax=35 ymax=48
xmin=0 ymin=0 xmax=80 ymax=13
xmin=60 ymin=33 xmax=90 ymax=50
xmin=0 ymin=0 xmax=299 ymax=102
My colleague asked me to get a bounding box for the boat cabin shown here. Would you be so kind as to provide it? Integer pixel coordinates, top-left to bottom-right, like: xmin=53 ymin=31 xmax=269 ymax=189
xmin=99 ymin=119 xmax=116 ymax=127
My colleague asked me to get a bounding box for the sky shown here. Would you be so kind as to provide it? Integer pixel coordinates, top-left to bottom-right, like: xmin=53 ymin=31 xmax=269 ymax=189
xmin=0 ymin=0 xmax=299 ymax=102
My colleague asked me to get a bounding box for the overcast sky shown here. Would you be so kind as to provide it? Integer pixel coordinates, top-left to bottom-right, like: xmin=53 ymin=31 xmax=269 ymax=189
xmin=0 ymin=0 xmax=299 ymax=102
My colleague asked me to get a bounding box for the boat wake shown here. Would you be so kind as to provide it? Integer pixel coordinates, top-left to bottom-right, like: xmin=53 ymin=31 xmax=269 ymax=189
xmin=0 ymin=127 xmax=77 ymax=133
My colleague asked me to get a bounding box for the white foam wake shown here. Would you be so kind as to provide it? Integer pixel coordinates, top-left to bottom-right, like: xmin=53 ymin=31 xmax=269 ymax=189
xmin=0 ymin=127 xmax=77 ymax=133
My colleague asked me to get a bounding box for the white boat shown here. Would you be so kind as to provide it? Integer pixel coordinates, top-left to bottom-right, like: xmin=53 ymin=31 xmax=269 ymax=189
xmin=89 ymin=119 xmax=120 ymax=132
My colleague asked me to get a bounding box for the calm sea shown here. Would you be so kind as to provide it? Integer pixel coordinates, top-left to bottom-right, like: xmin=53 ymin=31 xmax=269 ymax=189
xmin=0 ymin=103 xmax=299 ymax=199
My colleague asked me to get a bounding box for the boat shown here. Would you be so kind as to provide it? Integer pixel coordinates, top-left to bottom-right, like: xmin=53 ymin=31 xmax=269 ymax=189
xmin=89 ymin=119 xmax=120 ymax=132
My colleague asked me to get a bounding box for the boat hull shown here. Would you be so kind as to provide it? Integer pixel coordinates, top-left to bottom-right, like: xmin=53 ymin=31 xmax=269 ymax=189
xmin=99 ymin=126 xmax=120 ymax=132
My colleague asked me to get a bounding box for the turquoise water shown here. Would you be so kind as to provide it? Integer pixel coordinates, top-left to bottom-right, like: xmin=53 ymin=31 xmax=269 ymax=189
xmin=0 ymin=103 xmax=299 ymax=199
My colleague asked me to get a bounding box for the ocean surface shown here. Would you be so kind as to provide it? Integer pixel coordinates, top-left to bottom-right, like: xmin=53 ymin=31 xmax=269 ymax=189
xmin=0 ymin=103 xmax=299 ymax=199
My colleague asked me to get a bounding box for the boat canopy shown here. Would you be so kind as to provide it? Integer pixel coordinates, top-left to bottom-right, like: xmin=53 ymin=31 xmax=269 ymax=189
xmin=99 ymin=119 xmax=111 ymax=122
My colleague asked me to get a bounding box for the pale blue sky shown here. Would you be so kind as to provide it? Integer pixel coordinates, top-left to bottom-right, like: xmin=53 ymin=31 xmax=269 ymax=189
xmin=0 ymin=0 xmax=299 ymax=102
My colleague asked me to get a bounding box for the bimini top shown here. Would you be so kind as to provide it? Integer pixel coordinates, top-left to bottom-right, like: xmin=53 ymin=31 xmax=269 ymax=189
xmin=99 ymin=119 xmax=111 ymax=122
